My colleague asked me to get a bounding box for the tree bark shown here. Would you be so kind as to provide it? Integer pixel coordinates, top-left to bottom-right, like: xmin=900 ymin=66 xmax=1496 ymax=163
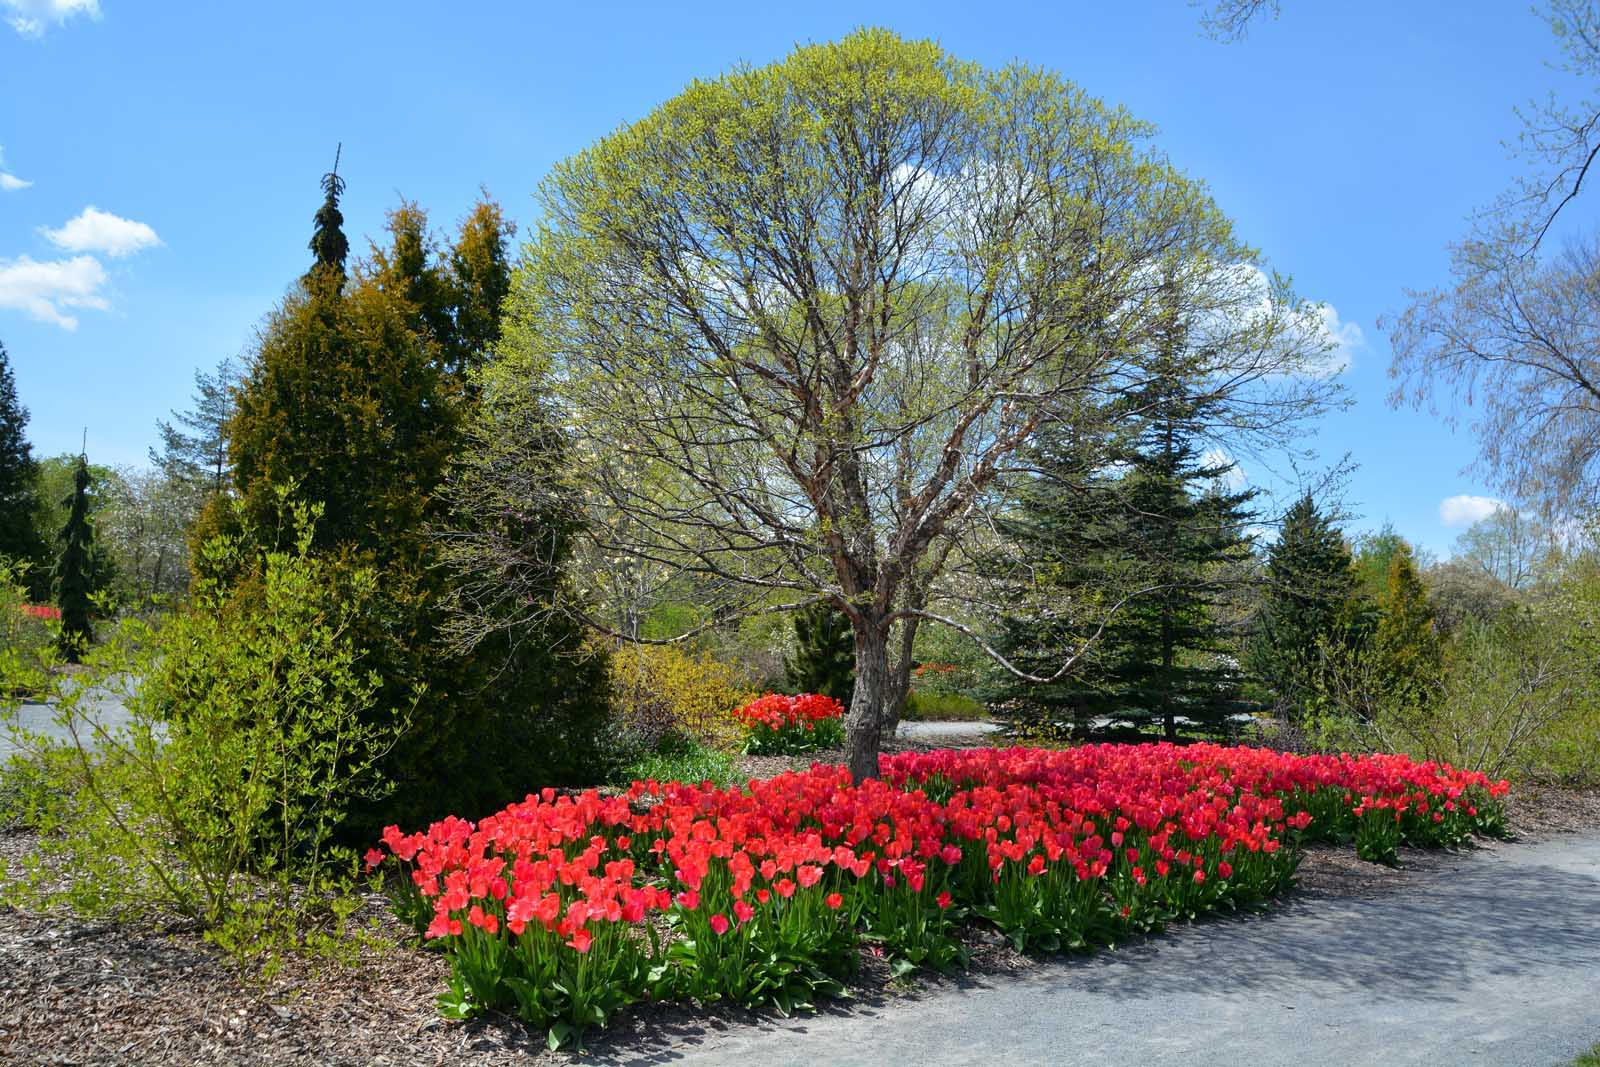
xmin=845 ymin=620 xmax=890 ymax=782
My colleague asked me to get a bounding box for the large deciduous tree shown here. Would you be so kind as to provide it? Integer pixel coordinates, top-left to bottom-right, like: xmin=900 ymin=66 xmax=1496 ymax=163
xmin=474 ymin=30 xmax=1337 ymax=779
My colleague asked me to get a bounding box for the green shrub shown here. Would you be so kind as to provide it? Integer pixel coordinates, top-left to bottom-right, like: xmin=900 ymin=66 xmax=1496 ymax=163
xmin=0 ymin=505 xmax=410 ymax=969
xmin=902 ymin=690 xmax=989 ymax=722
xmin=0 ymin=556 xmax=55 ymax=696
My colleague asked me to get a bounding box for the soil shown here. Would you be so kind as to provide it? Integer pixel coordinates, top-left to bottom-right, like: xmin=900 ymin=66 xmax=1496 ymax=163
xmin=1 ymin=768 xmax=1594 ymax=1067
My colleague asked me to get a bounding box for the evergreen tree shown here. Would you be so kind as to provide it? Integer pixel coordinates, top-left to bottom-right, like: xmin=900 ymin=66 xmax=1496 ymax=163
xmin=991 ymin=298 xmax=1257 ymax=741
xmin=785 ymin=603 xmax=855 ymax=705
xmin=1373 ymin=541 xmax=1442 ymax=710
xmin=0 ymin=340 xmax=46 ymax=589
xmin=151 ymin=357 xmax=239 ymax=496
xmin=55 ymin=454 xmax=95 ymax=660
xmin=306 ymin=146 xmax=349 ymax=287
xmin=209 ymin=168 xmax=610 ymax=833
xmin=987 ymin=413 xmax=1128 ymax=740
xmin=1247 ymin=493 xmax=1364 ymax=712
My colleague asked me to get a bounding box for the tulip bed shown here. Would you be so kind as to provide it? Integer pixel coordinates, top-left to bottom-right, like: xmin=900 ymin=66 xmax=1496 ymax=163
xmin=368 ymin=744 xmax=1508 ymax=1049
xmin=734 ymin=692 xmax=846 ymax=754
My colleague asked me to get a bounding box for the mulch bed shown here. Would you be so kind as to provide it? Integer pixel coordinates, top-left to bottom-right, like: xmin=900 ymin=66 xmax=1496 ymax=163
xmin=2 ymin=764 xmax=1595 ymax=1067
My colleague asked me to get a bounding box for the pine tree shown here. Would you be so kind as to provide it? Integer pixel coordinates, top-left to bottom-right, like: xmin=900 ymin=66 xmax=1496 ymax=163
xmin=785 ymin=603 xmax=855 ymax=705
xmin=151 ymin=357 xmax=238 ymax=496
xmin=1373 ymin=541 xmax=1442 ymax=709
xmin=0 ymin=340 xmax=46 ymax=587
xmin=1248 ymin=493 xmax=1364 ymax=712
xmin=56 ymin=454 xmax=95 ymax=660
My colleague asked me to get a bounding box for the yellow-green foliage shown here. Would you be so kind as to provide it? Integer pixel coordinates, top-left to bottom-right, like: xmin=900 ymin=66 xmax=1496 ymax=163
xmin=609 ymin=643 xmax=754 ymax=750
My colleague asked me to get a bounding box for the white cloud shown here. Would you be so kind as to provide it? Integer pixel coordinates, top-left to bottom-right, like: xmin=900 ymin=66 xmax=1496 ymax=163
xmin=41 ymin=206 xmax=160 ymax=258
xmin=1201 ymin=446 xmax=1247 ymax=491
xmin=0 ymin=145 xmax=29 ymax=191
xmin=0 ymin=254 xmax=110 ymax=329
xmin=4 ymin=0 xmax=98 ymax=37
xmin=1303 ymin=302 xmax=1363 ymax=376
xmin=1439 ymin=494 xmax=1505 ymax=528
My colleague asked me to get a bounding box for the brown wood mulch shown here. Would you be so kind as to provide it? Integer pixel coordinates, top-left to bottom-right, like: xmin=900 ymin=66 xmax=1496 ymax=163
xmin=1 ymin=760 xmax=1594 ymax=1067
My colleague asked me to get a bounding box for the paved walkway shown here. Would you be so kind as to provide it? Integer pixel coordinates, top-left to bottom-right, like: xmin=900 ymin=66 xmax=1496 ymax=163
xmin=588 ymin=832 xmax=1600 ymax=1067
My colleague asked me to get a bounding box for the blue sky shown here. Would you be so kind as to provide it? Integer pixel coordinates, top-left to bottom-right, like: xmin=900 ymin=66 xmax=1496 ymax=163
xmin=0 ymin=0 xmax=1575 ymax=557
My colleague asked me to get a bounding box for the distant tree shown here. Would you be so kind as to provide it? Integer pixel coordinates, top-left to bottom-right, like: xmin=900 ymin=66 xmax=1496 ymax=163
xmin=151 ymin=357 xmax=238 ymax=497
xmin=785 ymin=603 xmax=856 ymax=707
xmin=1425 ymin=558 xmax=1522 ymax=636
xmin=97 ymin=465 xmax=194 ymax=607
xmin=1352 ymin=524 xmax=1409 ymax=603
xmin=1452 ymin=506 xmax=1559 ymax=590
xmin=31 ymin=454 xmax=117 ymax=600
xmin=1248 ymin=493 xmax=1364 ymax=711
xmin=55 ymin=455 xmax=95 ymax=660
xmin=1373 ymin=542 xmax=1443 ymax=710
xmin=0 ymin=340 xmax=46 ymax=589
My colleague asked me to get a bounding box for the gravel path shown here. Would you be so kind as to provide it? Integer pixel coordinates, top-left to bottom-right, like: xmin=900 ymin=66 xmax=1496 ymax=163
xmin=603 ymin=831 xmax=1600 ymax=1067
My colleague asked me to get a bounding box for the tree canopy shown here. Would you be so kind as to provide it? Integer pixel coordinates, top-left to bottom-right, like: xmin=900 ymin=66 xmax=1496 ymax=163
xmin=472 ymin=29 xmax=1338 ymax=777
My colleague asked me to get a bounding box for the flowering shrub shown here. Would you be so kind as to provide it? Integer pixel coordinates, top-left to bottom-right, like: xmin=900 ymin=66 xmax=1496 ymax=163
xmin=734 ymin=692 xmax=845 ymax=754
xmin=370 ymin=743 xmax=1508 ymax=1048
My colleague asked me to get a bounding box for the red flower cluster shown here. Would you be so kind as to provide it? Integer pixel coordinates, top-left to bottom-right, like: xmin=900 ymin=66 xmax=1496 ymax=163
xmin=369 ymin=743 xmax=1507 ymax=1046
xmin=18 ymin=604 xmax=60 ymax=620
xmin=733 ymin=692 xmax=844 ymax=732
xmin=733 ymin=692 xmax=845 ymax=754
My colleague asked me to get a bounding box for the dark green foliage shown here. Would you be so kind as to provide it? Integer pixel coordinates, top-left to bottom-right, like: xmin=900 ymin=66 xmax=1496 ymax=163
xmin=218 ymin=171 xmax=612 ymax=835
xmin=991 ymin=308 xmax=1257 ymax=741
xmin=55 ymin=455 xmax=95 ymax=660
xmin=986 ymin=418 xmax=1124 ymax=740
xmin=0 ymin=341 xmax=46 ymax=588
xmin=1248 ymin=493 xmax=1366 ymax=713
xmin=307 ymin=152 xmax=349 ymax=286
xmin=785 ymin=603 xmax=855 ymax=706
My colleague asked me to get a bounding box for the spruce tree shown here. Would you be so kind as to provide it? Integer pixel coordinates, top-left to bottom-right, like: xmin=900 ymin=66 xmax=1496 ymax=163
xmin=1247 ymin=493 xmax=1363 ymax=712
xmin=56 ymin=454 xmax=95 ymax=660
xmin=306 ymin=146 xmax=349 ymax=287
xmin=987 ymin=414 xmax=1127 ymax=740
xmin=991 ymin=297 xmax=1257 ymax=741
xmin=151 ymin=357 xmax=238 ymax=496
xmin=785 ymin=603 xmax=855 ymax=705
xmin=1373 ymin=541 xmax=1442 ymax=710
xmin=0 ymin=340 xmax=46 ymax=587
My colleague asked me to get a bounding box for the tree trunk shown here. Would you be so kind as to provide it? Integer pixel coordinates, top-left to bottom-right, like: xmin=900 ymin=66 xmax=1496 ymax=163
xmin=845 ymin=621 xmax=890 ymax=782
xmin=881 ymin=615 xmax=920 ymax=738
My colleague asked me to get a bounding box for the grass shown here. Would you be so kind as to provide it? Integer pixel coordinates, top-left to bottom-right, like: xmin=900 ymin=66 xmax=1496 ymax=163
xmin=1572 ymin=1042 xmax=1600 ymax=1067
xmin=902 ymin=690 xmax=990 ymax=722
xmin=616 ymin=740 xmax=739 ymax=789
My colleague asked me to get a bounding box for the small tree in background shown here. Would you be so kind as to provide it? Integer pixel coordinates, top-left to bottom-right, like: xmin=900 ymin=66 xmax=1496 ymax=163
xmin=1373 ymin=541 xmax=1443 ymax=710
xmin=151 ymin=357 xmax=239 ymax=498
xmin=785 ymin=603 xmax=855 ymax=707
xmin=1249 ymin=493 xmax=1364 ymax=714
xmin=55 ymin=454 xmax=95 ymax=660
